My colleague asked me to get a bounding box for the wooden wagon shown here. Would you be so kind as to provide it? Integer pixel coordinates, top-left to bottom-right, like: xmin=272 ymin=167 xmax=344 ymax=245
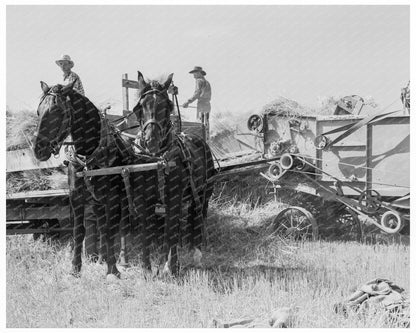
xmin=5 ymin=73 xmax=253 ymax=246
xmin=5 ymin=73 xmax=208 ymax=244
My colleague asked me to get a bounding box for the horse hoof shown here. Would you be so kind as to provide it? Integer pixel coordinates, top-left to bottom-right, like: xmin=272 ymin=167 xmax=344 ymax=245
xmin=106 ymin=273 xmax=120 ymax=283
xmin=70 ymin=270 xmax=81 ymax=278
xmin=118 ymin=262 xmax=130 ymax=269
xmin=162 ymin=262 xmax=172 ymax=277
xmin=71 ymin=265 xmax=82 ymax=278
xmin=193 ymin=248 xmax=203 ymax=267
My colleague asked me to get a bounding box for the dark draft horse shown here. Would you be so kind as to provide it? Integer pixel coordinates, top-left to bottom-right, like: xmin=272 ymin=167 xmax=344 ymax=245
xmin=33 ymin=81 xmax=135 ymax=279
xmin=132 ymin=71 xmax=215 ymax=275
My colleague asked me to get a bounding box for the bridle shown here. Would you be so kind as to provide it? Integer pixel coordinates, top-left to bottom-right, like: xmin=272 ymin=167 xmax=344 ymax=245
xmin=136 ymin=87 xmax=174 ymax=155
xmin=37 ymin=87 xmax=73 ymax=156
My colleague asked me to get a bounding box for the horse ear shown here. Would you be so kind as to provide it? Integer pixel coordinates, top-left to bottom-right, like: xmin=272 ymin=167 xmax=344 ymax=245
xmin=137 ymin=71 xmax=148 ymax=94
xmin=40 ymin=81 xmax=49 ymax=94
xmin=163 ymin=73 xmax=174 ymax=90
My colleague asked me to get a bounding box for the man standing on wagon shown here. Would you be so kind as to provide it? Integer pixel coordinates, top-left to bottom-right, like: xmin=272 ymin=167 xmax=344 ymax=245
xmin=182 ymin=66 xmax=211 ymax=140
xmin=55 ymin=54 xmax=85 ymax=95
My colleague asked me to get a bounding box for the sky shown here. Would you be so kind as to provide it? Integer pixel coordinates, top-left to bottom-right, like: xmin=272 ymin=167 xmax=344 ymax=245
xmin=6 ymin=5 xmax=410 ymax=116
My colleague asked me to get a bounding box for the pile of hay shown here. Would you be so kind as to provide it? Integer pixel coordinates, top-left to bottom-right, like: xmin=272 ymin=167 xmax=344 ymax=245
xmin=260 ymin=96 xmax=313 ymax=117
xmin=6 ymin=109 xmax=38 ymax=151
xmin=6 ymin=108 xmax=67 ymax=194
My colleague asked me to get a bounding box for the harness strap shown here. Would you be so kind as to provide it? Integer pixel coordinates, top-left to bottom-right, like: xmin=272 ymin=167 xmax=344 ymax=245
xmin=64 ymin=144 xmax=87 ymax=167
xmin=85 ymin=116 xmax=109 ymax=166
xmin=176 ymin=135 xmax=203 ymax=209
xmin=121 ymin=168 xmax=138 ymax=219
xmin=83 ymin=170 xmax=100 ymax=202
xmin=155 ymin=161 xmax=167 ymax=216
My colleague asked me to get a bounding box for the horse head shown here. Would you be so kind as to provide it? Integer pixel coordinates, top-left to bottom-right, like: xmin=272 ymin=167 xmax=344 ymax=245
xmin=132 ymin=71 xmax=174 ymax=155
xmin=33 ymin=81 xmax=76 ymax=161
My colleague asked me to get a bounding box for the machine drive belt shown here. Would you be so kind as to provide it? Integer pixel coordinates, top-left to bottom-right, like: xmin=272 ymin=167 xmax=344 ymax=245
xmin=295 ymin=156 xmax=395 ymax=213
xmin=322 ymin=110 xmax=399 ymax=149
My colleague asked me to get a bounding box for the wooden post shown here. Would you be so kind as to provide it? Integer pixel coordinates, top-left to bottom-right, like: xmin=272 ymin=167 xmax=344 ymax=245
xmin=366 ymin=123 xmax=373 ymax=193
xmin=122 ymin=73 xmax=129 ymax=118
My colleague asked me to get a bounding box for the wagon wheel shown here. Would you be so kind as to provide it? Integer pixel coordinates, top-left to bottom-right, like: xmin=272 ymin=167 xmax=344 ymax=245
xmin=336 ymin=208 xmax=364 ymax=242
xmin=319 ymin=203 xmax=363 ymax=241
xmin=272 ymin=206 xmax=318 ymax=241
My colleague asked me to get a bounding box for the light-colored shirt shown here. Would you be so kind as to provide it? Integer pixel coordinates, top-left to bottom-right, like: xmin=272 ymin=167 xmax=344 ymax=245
xmin=63 ymin=71 xmax=85 ymax=96
xmin=187 ymin=77 xmax=211 ymax=104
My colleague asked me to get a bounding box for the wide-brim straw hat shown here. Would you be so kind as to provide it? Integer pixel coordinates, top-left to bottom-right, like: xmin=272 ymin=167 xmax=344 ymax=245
xmin=189 ymin=66 xmax=206 ymax=75
xmin=56 ymin=54 xmax=74 ymax=68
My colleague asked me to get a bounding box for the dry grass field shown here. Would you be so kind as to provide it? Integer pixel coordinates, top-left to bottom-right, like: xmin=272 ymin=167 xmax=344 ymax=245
xmin=6 ymin=201 xmax=410 ymax=328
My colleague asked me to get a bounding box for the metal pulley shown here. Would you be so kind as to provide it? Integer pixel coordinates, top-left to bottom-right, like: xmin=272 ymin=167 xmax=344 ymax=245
xmin=380 ymin=210 xmax=402 ymax=234
xmin=267 ymin=162 xmax=284 ymax=181
xmin=358 ymin=189 xmax=381 ymax=215
xmin=247 ymin=114 xmax=264 ymax=132
xmin=280 ymin=153 xmax=305 ymax=170
xmin=314 ymin=135 xmax=330 ymax=150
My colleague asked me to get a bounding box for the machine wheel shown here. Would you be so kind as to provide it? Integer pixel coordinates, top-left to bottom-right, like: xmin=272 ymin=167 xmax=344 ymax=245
xmin=272 ymin=206 xmax=318 ymax=241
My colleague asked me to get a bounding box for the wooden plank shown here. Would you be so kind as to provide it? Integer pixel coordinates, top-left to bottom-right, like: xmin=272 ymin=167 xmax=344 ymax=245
xmin=366 ymin=123 xmax=372 ymax=192
xmin=6 ymin=148 xmax=66 ymax=172
xmin=122 ymin=78 xmax=140 ymax=90
xmin=6 ymin=189 xmax=69 ymax=200
xmin=75 ymin=161 xmax=176 ymax=177
xmin=182 ymin=121 xmax=202 ymax=128
xmin=6 ymin=228 xmax=73 ymax=235
xmin=122 ymin=74 xmax=130 ymax=113
xmin=217 ymin=150 xmax=259 ymax=161
xmin=7 ymin=205 xmax=70 ymax=221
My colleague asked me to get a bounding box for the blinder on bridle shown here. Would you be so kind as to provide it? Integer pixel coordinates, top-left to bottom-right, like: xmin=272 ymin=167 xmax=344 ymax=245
xmin=37 ymin=85 xmax=73 ymax=156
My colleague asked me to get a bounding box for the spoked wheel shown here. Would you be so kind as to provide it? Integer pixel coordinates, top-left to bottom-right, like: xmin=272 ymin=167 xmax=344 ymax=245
xmin=272 ymin=206 xmax=318 ymax=241
xmin=320 ymin=203 xmax=363 ymax=241
xmin=336 ymin=208 xmax=364 ymax=242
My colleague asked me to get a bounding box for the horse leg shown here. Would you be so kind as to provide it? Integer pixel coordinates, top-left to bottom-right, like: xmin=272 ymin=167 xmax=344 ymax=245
xmin=163 ymin=164 xmax=183 ymax=276
xmin=105 ymin=179 xmax=121 ymax=278
xmin=93 ymin=202 xmax=107 ymax=264
xmin=118 ymin=190 xmax=129 ymax=268
xmin=84 ymin=202 xmax=98 ymax=261
xmin=188 ymin=196 xmax=204 ymax=268
xmin=135 ymin=173 xmax=151 ymax=272
xmin=144 ymin=172 xmax=160 ymax=273
xmin=70 ymin=188 xmax=86 ymax=276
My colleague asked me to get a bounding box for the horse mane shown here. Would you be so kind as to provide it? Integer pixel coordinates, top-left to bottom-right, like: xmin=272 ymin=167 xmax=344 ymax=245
xmin=69 ymin=90 xmax=136 ymax=164
xmin=66 ymin=89 xmax=102 ymax=156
